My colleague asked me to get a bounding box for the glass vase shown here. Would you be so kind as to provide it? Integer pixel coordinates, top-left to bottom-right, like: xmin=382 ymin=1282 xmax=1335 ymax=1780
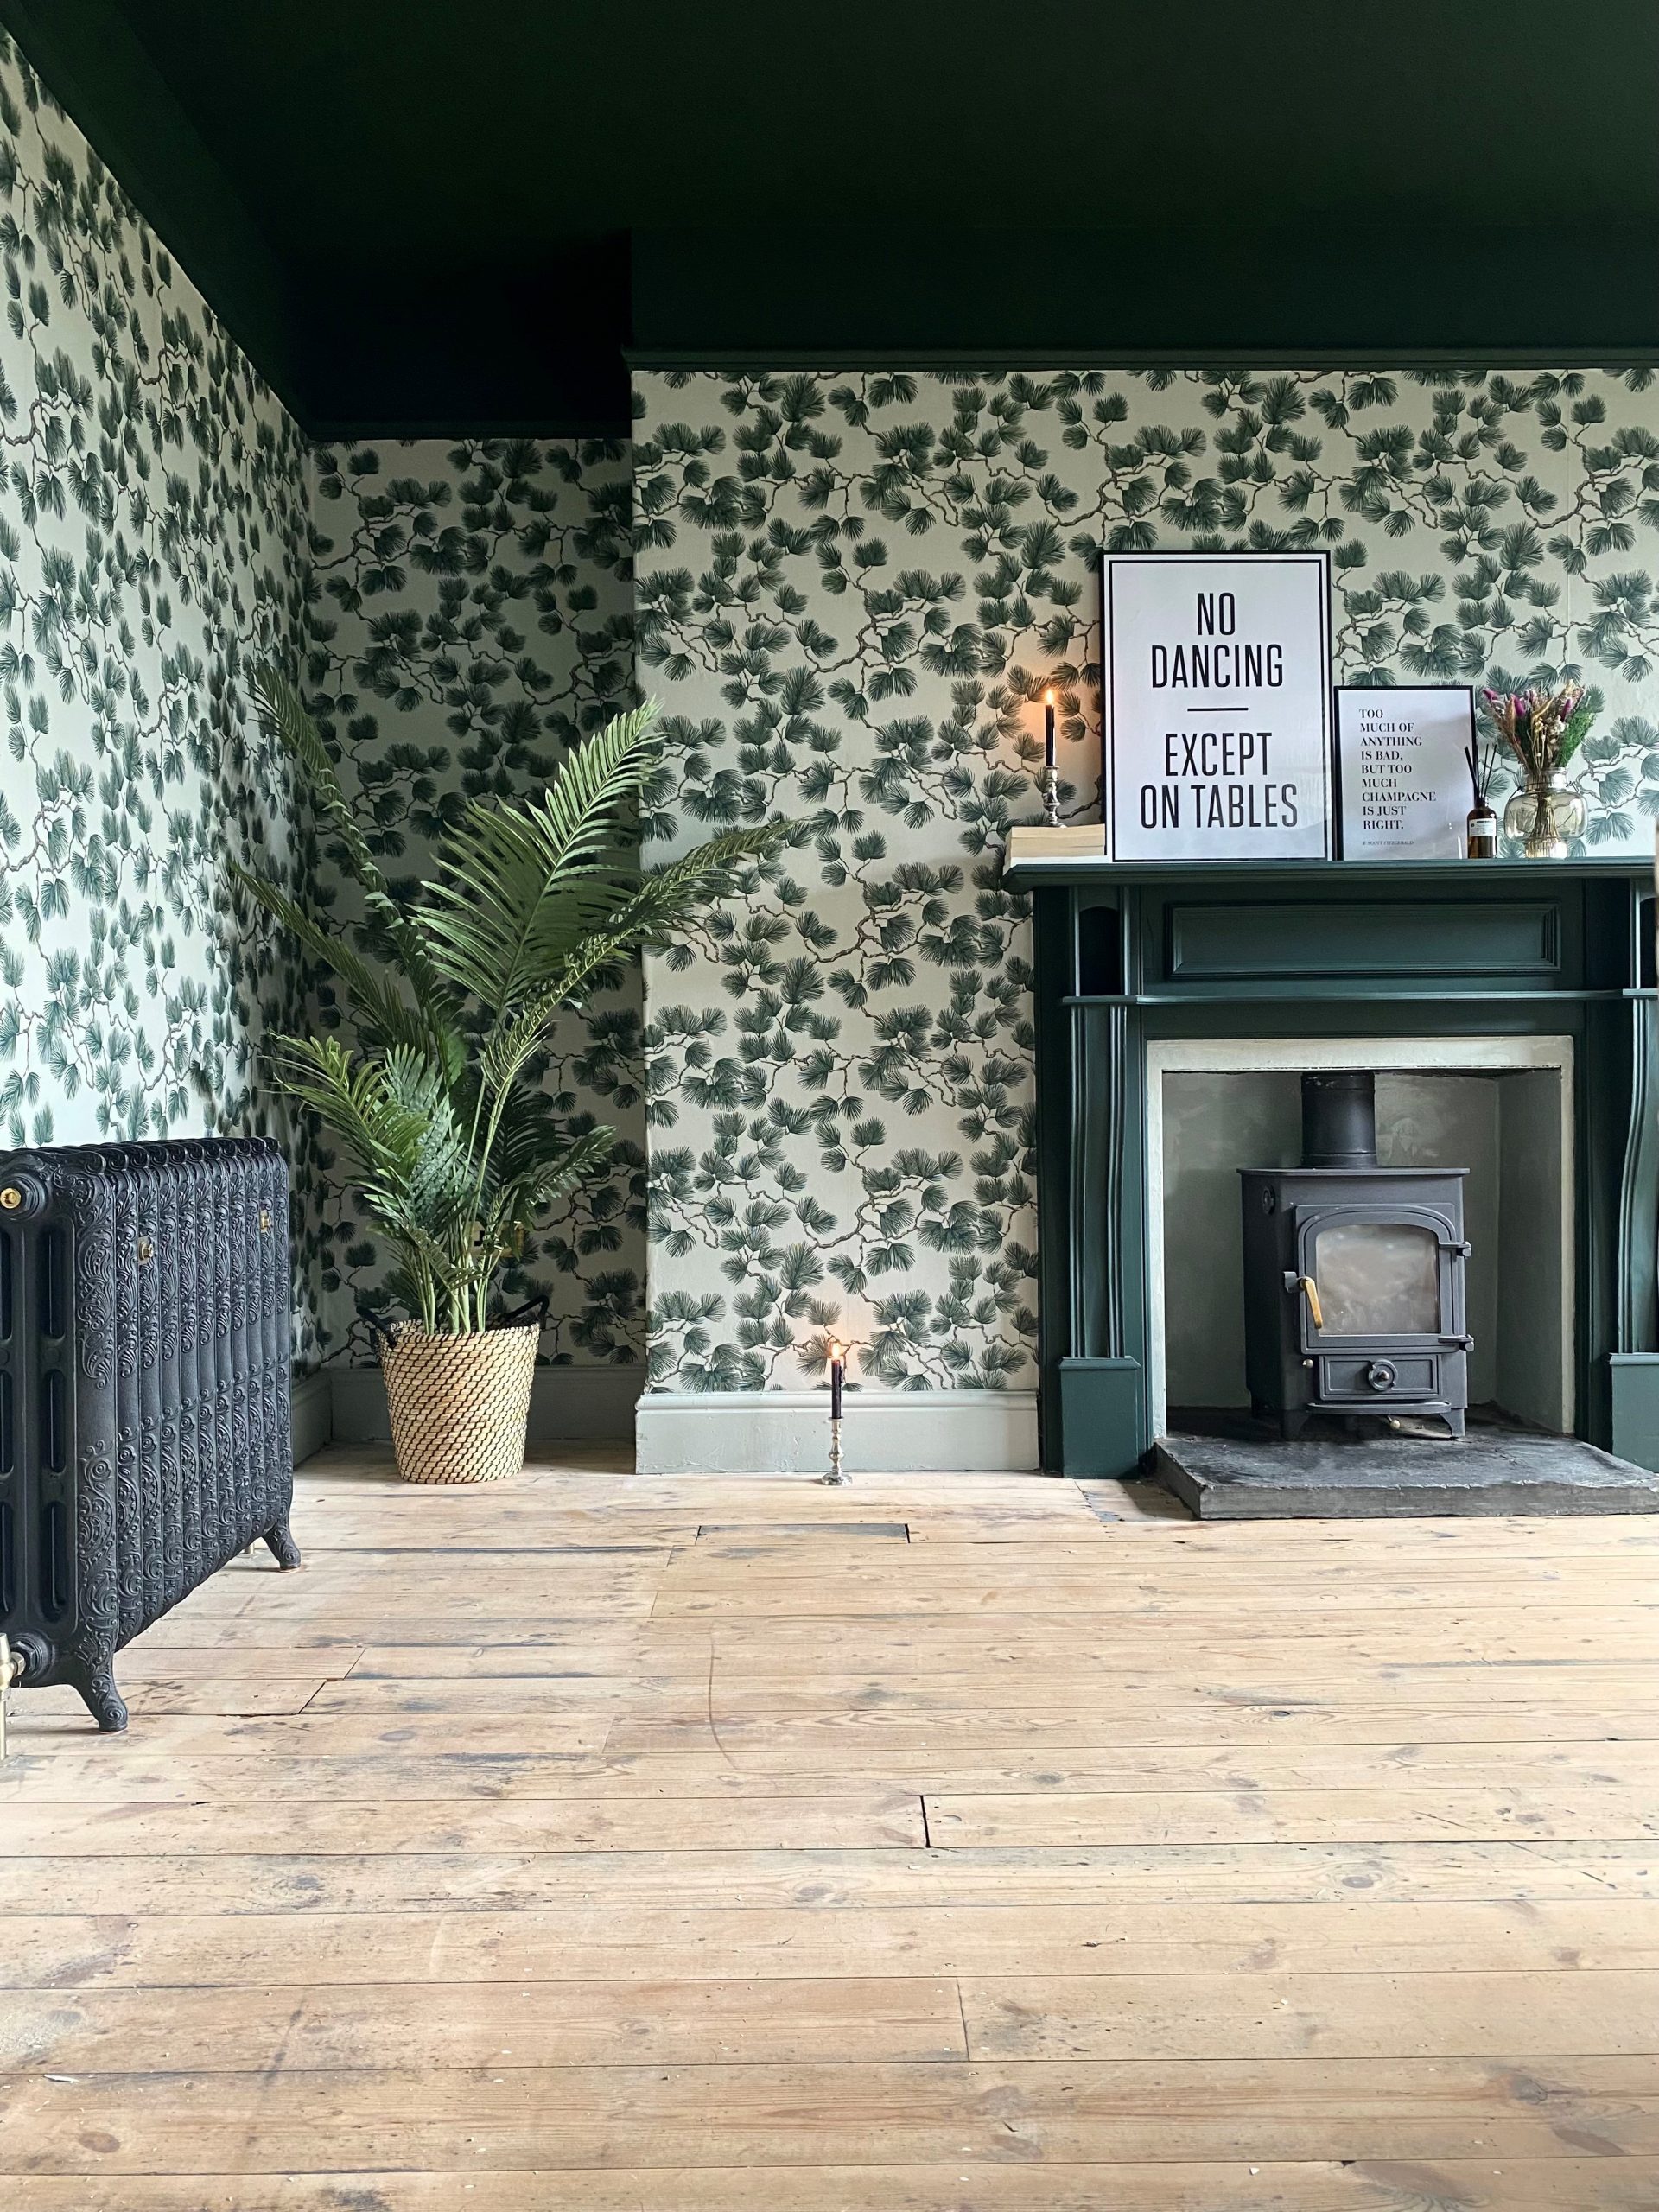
xmin=1503 ymin=770 xmax=1586 ymax=859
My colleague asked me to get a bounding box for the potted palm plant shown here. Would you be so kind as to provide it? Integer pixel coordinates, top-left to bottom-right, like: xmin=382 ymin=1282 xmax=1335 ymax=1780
xmin=238 ymin=677 xmax=781 ymax=1484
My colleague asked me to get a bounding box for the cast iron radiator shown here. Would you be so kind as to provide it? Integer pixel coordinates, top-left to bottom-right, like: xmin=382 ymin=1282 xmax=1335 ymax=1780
xmin=0 ymin=1138 xmax=301 ymax=1731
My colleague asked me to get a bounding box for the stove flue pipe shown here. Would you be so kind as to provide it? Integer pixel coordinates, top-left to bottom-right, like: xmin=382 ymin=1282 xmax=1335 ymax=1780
xmin=1300 ymin=1071 xmax=1378 ymax=1170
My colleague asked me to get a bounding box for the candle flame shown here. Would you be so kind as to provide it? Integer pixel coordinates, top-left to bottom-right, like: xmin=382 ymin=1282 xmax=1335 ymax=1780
xmin=827 ymin=1337 xmax=844 ymax=1365
xmin=1044 ymin=687 xmax=1055 ymax=705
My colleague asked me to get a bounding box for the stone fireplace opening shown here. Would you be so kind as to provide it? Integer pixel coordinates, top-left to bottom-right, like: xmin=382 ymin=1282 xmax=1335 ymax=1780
xmin=1148 ymin=1036 xmax=1574 ymax=1443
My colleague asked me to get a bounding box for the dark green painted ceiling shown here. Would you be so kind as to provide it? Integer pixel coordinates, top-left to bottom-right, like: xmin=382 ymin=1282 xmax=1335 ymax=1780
xmin=5 ymin=0 xmax=1659 ymax=432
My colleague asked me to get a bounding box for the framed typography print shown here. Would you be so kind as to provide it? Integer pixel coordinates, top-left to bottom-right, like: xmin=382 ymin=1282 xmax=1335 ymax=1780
xmin=1103 ymin=550 xmax=1333 ymax=861
xmin=1335 ymin=684 xmax=1476 ymax=858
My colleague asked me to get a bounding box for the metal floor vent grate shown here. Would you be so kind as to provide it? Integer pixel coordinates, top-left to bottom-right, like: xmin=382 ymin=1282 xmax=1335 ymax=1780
xmin=695 ymin=1522 xmax=911 ymax=1541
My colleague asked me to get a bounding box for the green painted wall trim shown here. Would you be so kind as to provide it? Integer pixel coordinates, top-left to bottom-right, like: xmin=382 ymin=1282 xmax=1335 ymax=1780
xmin=628 ymin=225 xmax=1659 ymax=371
xmin=627 ymin=349 xmax=1659 ymax=375
xmin=1058 ymin=1359 xmax=1146 ymax=1479
xmin=1610 ymin=1355 xmax=1659 ymax=1473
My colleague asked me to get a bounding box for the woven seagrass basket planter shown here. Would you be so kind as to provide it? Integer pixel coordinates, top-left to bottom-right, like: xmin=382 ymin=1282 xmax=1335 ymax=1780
xmin=381 ymin=1323 xmax=540 ymax=1485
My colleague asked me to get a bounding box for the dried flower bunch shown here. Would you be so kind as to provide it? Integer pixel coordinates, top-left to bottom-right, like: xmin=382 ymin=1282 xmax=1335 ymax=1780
xmin=1481 ymin=682 xmax=1597 ymax=787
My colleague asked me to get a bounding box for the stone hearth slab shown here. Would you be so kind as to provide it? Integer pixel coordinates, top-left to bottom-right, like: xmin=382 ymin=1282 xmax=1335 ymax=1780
xmin=1153 ymin=1427 xmax=1659 ymax=1519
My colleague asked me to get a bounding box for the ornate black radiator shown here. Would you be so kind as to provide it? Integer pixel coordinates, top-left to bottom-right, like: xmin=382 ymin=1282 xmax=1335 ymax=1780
xmin=0 ymin=1138 xmax=300 ymax=1731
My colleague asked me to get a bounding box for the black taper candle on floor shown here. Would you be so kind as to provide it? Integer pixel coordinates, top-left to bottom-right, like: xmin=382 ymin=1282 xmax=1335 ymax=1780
xmin=822 ymin=1336 xmax=848 ymax=1484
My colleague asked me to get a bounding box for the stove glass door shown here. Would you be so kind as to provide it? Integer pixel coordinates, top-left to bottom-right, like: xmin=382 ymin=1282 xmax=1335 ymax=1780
xmin=1311 ymin=1217 xmax=1441 ymax=1337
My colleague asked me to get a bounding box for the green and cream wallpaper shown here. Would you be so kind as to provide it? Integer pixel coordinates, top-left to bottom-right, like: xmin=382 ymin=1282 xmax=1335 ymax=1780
xmin=0 ymin=36 xmax=649 ymax=1375
xmin=7 ymin=10 xmax=1659 ymax=1409
xmin=302 ymin=435 xmax=645 ymax=1365
xmin=632 ymin=365 xmax=1659 ymax=1397
xmin=0 ymin=36 xmax=322 ymax=1346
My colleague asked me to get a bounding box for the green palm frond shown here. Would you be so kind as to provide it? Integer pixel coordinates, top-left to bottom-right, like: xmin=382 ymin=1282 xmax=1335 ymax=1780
xmin=247 ymin=691 xmax=781 ymax=1334
xmin=382 ymin=1046 xmax=473 ymax=1242
xmin=273 ymin=1034 xmax=479 ymax=1332
xmin=270 ymin=1036 xmax=426 ymax=1200
xmin=231 ymin=862 xmax=441 ymax=1059
xmin=608 ymin=823 xmax=788 ymax=947
xmin=252 ymin=669 xmax=450 ymax=1016
xmin=254 ymin=670 xmax=398 ymax=913
xmin=475 ymin=824 xmax=789 ymax=1103
xmin=485 ymin=1125 xmax=618 ymax=1251
xmin=417 ymin=701 xmax=662 ymax=1009
xmin=488 ymin=1084 xmax=604 ymax=1185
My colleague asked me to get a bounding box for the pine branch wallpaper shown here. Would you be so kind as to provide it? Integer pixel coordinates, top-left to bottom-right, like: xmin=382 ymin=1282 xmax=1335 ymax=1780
xmin=302 ymin=435 xmax=645 ymax=1366
xmin=6 ymin=5 xmax=1659 ymax=1416
xmin=0 ymin=36 xmax=321 ymax=1351
xmin=632 ymin=365 xmax=1659 ymax=1399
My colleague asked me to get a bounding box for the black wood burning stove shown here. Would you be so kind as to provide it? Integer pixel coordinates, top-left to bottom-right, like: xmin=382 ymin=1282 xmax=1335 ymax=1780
xmin=1239 ymin=1072 xmax=1472 ymax=1441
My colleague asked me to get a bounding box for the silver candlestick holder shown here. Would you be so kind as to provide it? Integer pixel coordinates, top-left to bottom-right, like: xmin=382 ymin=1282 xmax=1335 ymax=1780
xmin=1039 ymin=689 xmax=1061 ymax=826
xmin=820 ymin=1338 xmax=849 ymax=1484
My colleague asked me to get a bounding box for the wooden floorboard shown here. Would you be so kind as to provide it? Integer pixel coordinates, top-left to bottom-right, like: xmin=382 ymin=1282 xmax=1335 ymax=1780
xmin=3 ymin=1448 xmax=1657 ymax=2210
xmin=13 ymin=2164 xmax=1659 ymax=2210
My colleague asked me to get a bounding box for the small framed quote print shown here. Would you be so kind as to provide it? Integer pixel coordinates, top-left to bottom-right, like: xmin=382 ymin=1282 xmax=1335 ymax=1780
xmin=1335 ymin=685 xmax=1476 ymax=859
xmin=1103 ymin=550 xmax=1333 ymax=861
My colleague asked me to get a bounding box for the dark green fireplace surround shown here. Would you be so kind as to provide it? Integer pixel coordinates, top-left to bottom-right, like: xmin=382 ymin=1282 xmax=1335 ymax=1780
xmin=1003 ymin=854 xmax=1659 ymax=1478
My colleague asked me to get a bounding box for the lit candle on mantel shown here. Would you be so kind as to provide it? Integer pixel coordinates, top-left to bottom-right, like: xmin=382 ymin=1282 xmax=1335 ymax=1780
xmin=1039 ymin=687 xmax=1062 ymax=827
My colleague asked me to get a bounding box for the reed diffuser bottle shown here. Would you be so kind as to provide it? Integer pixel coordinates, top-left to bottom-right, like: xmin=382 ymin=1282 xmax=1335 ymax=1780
xmin=1464 ymin=734 xmax=1499 ymax=858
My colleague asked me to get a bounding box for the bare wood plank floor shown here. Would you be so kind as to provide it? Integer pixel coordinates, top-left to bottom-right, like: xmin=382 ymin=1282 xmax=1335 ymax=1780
xmin=3 ymin=1452 xmax=1658 ymax=2210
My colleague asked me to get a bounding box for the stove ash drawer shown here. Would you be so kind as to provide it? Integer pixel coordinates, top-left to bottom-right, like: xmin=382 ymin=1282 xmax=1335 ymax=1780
xmin=1318 ymin=1352 xmax=1443 ymax=1402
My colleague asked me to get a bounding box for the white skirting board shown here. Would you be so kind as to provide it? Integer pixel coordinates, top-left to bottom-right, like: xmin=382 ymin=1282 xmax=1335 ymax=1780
xmin=293 ymin=1365 xmax=645 ymax=1462
xmin=634 ymin=1389 xmax=1040 ymax=1475
xmin=294 ymin=1372 xmax=1038 ymax=1475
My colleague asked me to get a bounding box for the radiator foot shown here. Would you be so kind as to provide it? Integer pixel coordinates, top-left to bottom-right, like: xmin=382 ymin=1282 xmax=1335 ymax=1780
xmin=264 ymin=1518 xmax=302 ymax=1571
xmin=67 ymin=1660 xmax=129 ymax=1733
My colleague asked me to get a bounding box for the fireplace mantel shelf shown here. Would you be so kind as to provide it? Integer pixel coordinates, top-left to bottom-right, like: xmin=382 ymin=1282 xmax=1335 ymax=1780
xmin=1002 ymin=831 xmax=1654 ymax=890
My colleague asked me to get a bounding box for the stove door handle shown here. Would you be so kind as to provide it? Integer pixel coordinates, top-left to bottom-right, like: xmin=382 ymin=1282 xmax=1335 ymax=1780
xmin=1293 ymin=1274 xmax=1325 ymax=1331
